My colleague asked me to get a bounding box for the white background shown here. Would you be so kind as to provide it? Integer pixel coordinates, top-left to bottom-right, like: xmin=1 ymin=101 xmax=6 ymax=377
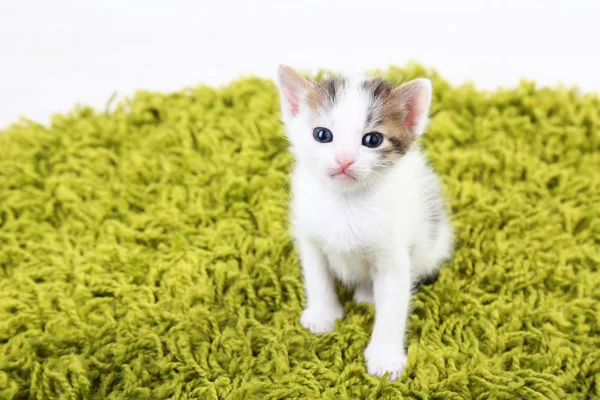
xmin=1 ymin=0 xmax=599 ymax=129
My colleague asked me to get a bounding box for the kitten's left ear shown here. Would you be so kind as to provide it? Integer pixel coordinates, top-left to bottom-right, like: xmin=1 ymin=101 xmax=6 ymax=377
xmin=277 ymin=65 xmax=313 ymax=119
xmin=393 ymin=78 xmax=432 ymax=136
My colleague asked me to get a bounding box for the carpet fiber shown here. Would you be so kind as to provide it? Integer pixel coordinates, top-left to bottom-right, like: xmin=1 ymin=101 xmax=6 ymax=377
xmin=1 ymin=64 xmax=599 ymax=399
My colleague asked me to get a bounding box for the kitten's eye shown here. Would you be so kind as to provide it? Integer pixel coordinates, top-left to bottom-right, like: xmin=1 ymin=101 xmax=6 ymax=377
xmin=362 ymin=132 xmax=384 ymax=148
xmin=313 ymin=127 xmax=333 ymax=143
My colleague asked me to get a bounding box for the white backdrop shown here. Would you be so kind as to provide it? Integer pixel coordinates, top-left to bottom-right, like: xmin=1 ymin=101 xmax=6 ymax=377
xmin=1 ymin=0 xmax=599 ymax=128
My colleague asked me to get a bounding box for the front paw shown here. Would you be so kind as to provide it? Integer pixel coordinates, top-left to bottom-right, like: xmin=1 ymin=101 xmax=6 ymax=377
xmin=364 ymin=341 xmax=407 ymax=381
xmin=300 ymin=306 xmax=344 ymax=334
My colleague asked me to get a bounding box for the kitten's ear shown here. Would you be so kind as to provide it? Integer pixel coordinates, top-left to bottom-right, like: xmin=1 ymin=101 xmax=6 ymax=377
xmin=277 ymin=65 xmax=312 ymax=118
xmin=393 ymin=78 xmax=432 ymax=136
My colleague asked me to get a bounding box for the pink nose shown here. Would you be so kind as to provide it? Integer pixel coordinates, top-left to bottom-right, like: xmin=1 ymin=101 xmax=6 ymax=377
xmin=336 ymin=157 xmax=355 ymax=172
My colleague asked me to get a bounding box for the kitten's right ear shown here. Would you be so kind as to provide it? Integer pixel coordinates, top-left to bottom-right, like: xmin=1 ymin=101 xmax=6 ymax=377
xmin=277 ymin=65 xmax=312 ymax=118
xmin=392 ymin=78 xmax=432 ymax=137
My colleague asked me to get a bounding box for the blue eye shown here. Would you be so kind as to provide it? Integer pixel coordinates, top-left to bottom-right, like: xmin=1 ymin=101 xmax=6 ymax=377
xmin=313 ymin=127 xmax=333 ymax=143
xmin=362 ymin=132 xmax=383 ymax=148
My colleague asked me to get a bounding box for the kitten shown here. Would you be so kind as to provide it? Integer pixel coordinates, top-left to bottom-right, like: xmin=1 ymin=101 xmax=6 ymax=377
xmin=277 ymin=66 xmax=453 ymax=381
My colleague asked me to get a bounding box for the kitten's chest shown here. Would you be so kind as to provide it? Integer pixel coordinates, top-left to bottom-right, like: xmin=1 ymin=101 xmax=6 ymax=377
xmin=295 ymin=192 xmax=382 ymax=253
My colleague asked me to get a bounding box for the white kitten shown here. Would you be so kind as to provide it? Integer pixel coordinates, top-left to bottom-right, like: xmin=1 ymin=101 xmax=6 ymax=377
xmin=277 ymin=66 xmax=453 ymax=381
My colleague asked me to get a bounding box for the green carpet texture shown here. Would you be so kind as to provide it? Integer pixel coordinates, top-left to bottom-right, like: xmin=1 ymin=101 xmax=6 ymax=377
xmin=1 ymin=64 xmax=599 ymax=400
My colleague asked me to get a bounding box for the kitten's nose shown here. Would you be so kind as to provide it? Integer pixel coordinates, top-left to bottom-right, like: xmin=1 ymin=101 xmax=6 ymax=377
xmin=335 ymin=156 xmax=355 ymax=172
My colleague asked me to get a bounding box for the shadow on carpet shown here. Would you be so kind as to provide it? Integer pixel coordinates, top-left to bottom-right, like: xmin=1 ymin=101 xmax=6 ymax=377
xmin=1 ymin=64 xmax=599 ymax=399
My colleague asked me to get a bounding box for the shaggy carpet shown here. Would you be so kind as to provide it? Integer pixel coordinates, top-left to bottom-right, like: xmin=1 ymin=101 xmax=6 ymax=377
xmin=0 ymin=64 xmax=599 ymax=400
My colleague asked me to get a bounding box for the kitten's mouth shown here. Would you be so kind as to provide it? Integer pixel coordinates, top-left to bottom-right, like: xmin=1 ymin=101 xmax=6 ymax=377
xmin=330 ymin=171 xmax=356 ymax=181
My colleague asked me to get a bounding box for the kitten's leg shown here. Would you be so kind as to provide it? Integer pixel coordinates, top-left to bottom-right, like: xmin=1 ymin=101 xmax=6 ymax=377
xmin=353 ymin=280 xmax=374 ymax=304
xmin=412 ymin=217 xmax=453 ymax=286
xmin=365 ymin=248 xmax=411 ymax=381
xmin=297 ymin=236 xmax=344 ymax=334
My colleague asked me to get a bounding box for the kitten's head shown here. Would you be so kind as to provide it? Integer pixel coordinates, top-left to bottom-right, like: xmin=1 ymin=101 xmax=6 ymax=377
xmin=277 ymin=65 xmax=432 ymax=193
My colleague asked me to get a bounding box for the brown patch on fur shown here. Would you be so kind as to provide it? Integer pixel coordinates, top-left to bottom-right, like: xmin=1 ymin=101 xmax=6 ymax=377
xmin=362 ymin=78 xmax=392 ymax=126
xmin=362 ymin=78 xmax=416 ymax=161
xmin=306 ymin=77 xmax=346 ymax=114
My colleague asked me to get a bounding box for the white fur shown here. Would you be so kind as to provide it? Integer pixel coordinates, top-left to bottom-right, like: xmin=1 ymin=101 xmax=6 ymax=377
xmin=278 ymin=68 xmax=453 ymax=381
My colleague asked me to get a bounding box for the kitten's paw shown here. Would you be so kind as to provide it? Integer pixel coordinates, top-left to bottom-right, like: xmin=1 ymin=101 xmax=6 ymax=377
xmin=364 ymin=342 xmax=407 ymax=381
xmin=353 ymin=286 xmax=374 ymax=304
xmin=300 ymin=306 xmax=344 ymax=334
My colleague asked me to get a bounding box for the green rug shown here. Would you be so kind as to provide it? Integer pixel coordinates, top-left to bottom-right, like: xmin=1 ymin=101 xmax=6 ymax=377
xmin=1 ymin=64 xmax=599 ymax=400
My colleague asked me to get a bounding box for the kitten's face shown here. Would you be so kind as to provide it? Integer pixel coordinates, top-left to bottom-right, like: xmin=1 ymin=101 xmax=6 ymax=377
xmin=278 ymin=66 xmax=432 ymax=193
